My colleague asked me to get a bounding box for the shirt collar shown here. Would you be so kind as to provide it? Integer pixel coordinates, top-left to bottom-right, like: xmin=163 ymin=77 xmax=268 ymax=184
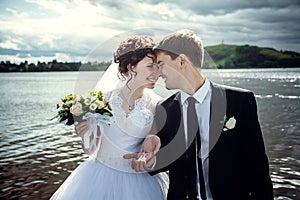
xmin=180 ymin=78 xmax=211 ymax=104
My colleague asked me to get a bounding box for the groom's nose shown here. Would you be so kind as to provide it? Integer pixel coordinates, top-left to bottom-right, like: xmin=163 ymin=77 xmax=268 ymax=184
xmin=154 ymin=63 xmax=163 ymax=77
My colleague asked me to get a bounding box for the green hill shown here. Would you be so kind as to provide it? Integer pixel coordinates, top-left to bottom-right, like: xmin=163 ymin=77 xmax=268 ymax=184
xmin=204 ymin=44 xmax=300 ymax=68
xmin=1 ymin=44 xmax=300 ymax=72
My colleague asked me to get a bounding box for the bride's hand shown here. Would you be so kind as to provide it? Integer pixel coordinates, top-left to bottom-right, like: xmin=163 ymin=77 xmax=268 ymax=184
xmin=75 ymin=119 xmax=101 ymax=155
xmin=74 ymin=120 xmax=89 ymax=137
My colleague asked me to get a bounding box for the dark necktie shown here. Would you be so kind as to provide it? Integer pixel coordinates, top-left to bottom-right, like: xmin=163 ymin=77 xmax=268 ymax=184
xmin=187 ymin=97 xmax=206 ymax=200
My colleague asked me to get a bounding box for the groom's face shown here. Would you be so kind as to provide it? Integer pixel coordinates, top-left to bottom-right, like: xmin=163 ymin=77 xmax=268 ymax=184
xmin=157 ymin=51 xmax=183 ymax=90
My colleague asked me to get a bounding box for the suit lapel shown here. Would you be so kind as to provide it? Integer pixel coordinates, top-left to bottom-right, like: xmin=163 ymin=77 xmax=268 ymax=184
xmin=208 ymin=82 xmax=227 ymax=196
xmin=162 ymin=85 xmax=226 ymax=161
xmin=168 ymin=91 xmax=185 ymax=147
xmin=209 ymin=82 xmax=227 ymax=152
xmin=166 ymin=86 xmax=226 ymax=153
xmin=155 ymin=92 xmax=186 ymax=169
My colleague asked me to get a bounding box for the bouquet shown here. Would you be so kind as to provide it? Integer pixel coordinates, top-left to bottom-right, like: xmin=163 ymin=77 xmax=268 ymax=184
xmin=51 ymin=91 xmax=113 ymax=125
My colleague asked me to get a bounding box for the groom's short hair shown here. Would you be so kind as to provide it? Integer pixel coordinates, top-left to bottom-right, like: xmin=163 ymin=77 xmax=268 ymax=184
xmin=154 ymin=29 xmax=204 ymax=68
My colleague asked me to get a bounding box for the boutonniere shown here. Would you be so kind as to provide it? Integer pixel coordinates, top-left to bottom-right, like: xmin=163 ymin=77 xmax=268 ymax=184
xmin=220 ymin=115 xmax=236 ymax=132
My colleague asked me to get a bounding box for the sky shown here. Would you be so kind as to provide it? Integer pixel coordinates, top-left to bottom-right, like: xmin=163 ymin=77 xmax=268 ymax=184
xmin=0 ymin=0 xmax=299 ymax=63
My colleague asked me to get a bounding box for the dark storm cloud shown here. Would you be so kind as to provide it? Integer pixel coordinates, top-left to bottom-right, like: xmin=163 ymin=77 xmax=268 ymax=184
xmin=139 ymin=0 xmax=300 ymax=16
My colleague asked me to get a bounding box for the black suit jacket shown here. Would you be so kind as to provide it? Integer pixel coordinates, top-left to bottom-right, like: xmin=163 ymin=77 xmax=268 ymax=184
xmin=150 ymin=83 xmax=273 ymax=200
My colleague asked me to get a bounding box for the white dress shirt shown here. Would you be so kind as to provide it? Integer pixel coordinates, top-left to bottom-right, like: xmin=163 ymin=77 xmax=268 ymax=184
xmin=180 ymin=78 xmax=213 ymax=200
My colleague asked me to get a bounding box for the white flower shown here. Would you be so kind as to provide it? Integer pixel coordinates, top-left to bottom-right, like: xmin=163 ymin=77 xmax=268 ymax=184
xmin=83 ymin=96 xmax=93 ymax=104
xmin=65 ymin=100 xmax=75 ymax=105
xmin=91 ymin=96 xmax=97 ymax=102
xmin=223 ymin=116 xmax=236 ymax=131
xmin=89 ymin=103 xmax=97 ymax=111
xmin=70 ymin=102 xmax=83 ymax=116
xmin=95 ymin=100 xmax=105 ymax=109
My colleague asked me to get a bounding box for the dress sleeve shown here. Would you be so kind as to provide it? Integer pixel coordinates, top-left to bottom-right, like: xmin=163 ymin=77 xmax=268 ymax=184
xmin=79 ymin=116 xmax=101 ymax=156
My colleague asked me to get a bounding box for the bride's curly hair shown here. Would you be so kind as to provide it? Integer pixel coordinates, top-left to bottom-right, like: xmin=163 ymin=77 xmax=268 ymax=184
xmin=113 ymin=36 xmax=156 ymax=80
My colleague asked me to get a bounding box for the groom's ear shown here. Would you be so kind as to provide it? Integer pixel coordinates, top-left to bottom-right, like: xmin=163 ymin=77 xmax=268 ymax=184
xmin=178 ymin=54 xmax=187 ymax=70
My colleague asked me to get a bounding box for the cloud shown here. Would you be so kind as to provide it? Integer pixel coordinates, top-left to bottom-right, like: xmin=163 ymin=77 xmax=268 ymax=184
xmin=0 ymin=0 xmax=121 ymax=59
xmin=0 ymin=0 xmax=299 ymax=63
xmin=6 ymin=8 xmax=17 ymax=15
xmin=0 ymin=49 xmax=85 ymax=64
xmin=140 ymin=0 xmax=300 ymax=15
xmin=0 ymin=40 xmax=20 ymax=50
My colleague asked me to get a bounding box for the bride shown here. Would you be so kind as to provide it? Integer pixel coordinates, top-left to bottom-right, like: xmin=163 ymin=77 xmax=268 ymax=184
xmin=50 ymin=36 xmax=169 ymax=200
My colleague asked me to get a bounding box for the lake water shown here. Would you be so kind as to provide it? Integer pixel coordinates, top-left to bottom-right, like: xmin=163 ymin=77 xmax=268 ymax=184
xmin=0 ymin=68 xmax=299 ymax=199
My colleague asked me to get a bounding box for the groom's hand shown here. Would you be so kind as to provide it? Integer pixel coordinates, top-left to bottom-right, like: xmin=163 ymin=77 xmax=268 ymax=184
xmin=141 ymin=134 xmax=161 ymax=155
xmin=123 ymin=135 xmax=161 ymax=172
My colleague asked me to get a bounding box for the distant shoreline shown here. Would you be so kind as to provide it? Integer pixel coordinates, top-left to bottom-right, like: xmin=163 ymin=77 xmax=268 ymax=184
xmin=0 ymin=60 xmax=111 ymax=73
xmin=1 ymin=44 xmax=300 ymax=72
xmin=1 ymin=67 xmax=300 ymax=73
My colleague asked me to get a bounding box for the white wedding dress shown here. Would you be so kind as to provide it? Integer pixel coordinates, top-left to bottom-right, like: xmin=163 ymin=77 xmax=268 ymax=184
xmin=51 ymin=88 xmax=169 ymax=200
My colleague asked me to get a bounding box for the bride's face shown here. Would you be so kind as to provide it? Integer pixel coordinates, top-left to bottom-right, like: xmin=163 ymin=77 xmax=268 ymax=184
xmin=132 ymin=54 xmax=159 ymax=89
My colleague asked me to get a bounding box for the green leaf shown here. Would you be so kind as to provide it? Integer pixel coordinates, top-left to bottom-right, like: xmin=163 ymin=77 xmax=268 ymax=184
xmin=220 ymin=114 xmax=227 ymax=125
xmin=50 ymin=114 xmax=59 ymax=120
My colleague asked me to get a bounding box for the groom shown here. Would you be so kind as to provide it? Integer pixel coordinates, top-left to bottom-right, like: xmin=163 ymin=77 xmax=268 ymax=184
xmin=125 ymin=30 xmax=273 ymax=200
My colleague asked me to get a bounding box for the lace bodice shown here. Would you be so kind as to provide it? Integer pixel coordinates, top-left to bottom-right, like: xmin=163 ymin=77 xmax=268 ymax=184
xmin=105 ymin=88 xmax=156 ymax=137
xmin=85 ymin=89 xmax=161 ymax=173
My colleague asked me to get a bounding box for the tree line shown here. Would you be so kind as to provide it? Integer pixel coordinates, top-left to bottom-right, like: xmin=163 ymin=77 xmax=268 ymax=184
xmin=0 ymin=60 xmax=112 ymax=72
